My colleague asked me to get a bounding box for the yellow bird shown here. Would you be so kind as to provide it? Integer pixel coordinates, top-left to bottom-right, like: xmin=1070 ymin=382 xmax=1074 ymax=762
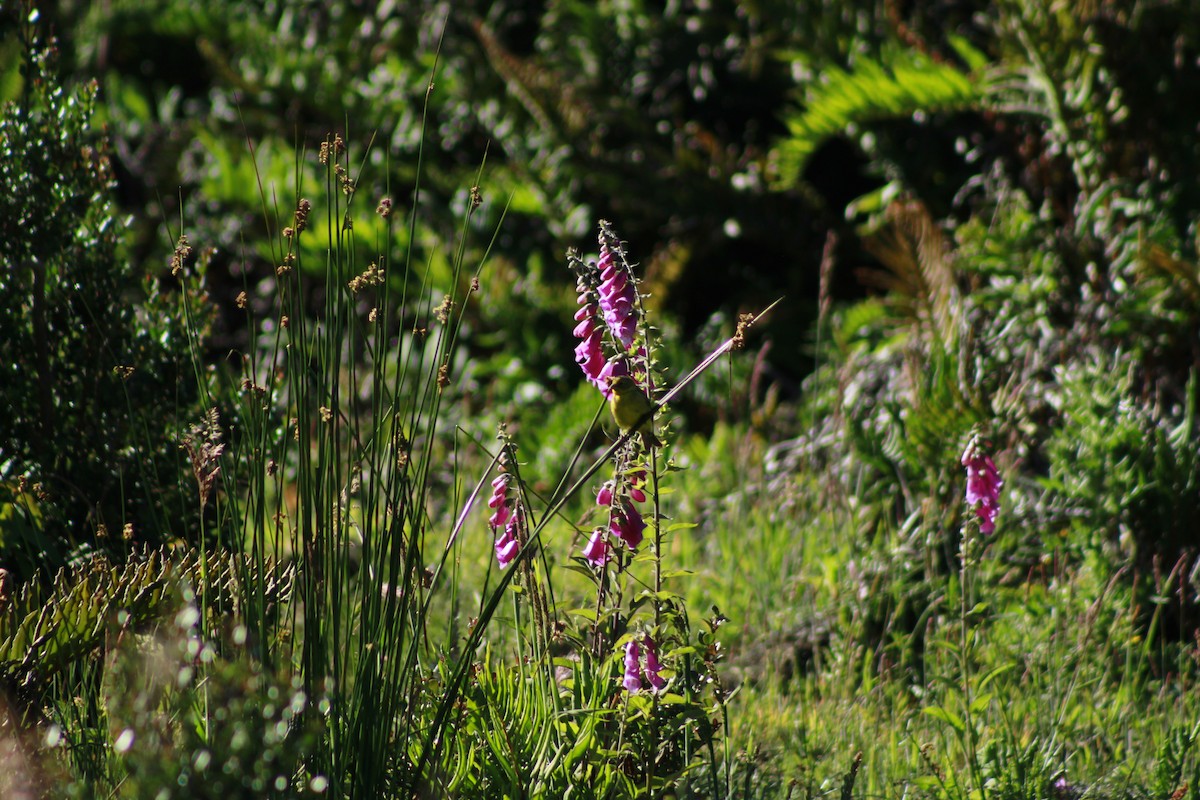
xmin=605 ymin=375 xmax=663 ymax=450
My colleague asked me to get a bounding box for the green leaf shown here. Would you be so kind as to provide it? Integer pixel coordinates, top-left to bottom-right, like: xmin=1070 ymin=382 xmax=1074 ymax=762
xmin=968 ymin=692 xmax=994 ymax=714
xmin=922 ymin=704 xmax=966 ymax=732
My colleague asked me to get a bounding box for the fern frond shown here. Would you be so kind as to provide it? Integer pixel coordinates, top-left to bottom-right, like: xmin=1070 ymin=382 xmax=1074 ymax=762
xmin=769 ymin=46 xmax=986 ymax=188
xmin=0 ymin=548 xmax=292 ymax=691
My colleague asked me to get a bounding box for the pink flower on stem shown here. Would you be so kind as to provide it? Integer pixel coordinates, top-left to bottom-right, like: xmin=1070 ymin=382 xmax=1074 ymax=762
xmin=487 ymin=474 xmax=521 ymax=567
xmin=611 ymin=503 xmax=645 ymax=550
xmin=961 ymin=440 xmax=1002 ymax=534
xmin=623 ymin=640 xmax=642 ymax=692
xmin=583 ymin=529 xmax=611 ymax=566
xmin=643 ymin=637 xmax=667 ymax=692
xmin=583 ymin=463 xmax=652 ymax=561
xmin=575 ymin=329 xmax=605 ymax=385
xmin=622 ymin=636 xmax=667 ymax=694
xmin=626 ymin=467 xmax=647 ymax=503
xmin=596 ymin=244 xmax=638 ymax=350
xmin=495 ymin=515 xmax=520 ymax=567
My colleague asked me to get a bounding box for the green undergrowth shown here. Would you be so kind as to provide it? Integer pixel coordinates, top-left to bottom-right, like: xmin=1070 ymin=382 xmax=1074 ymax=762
xmin=664 ymin=427 xmax=1200 ymax=800
xmin=7 ymin=1 xmax=1200 ymax=798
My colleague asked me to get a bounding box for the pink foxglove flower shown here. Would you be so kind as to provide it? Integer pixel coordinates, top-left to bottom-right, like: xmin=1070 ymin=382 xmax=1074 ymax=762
xmin=583 ymin=528 xmax=611 ymax=566
xmin=623 ymin=640 xmax=642 ymax=692
xmin=574 ymin=329 xmax=606 ymax=386
xmin=626 ymin=467 xmax=647 ymax=503
xmin=961 ymin=440 xmax=1002 ymax=534
xmin=611 ymin=503 xmax=646 ymax=550
xmin=487 ymin=474 xmax=521 ymax=567
xmin=495 ymin=517 xmax=520 ymax=567
xmin=487 ymin=474 xmax=510 ymax=528
xmin=643 ymin=637 xmax=667 ymax=692
xmin=596 ymin=244 xmax=638 ymax=350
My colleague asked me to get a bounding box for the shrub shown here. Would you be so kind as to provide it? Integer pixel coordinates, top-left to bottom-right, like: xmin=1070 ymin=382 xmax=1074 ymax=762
xmin=0 ymin=19 xmax=204 ymax=579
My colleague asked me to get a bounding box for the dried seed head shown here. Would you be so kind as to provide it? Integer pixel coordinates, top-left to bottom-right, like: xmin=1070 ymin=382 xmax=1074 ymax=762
xmin=393 ymin=431 xmax=410 ymax=469
xmin=376 ymin=197 xmax=393 ymax=218
xmin=435 ymin=294 xmax=454 ymax=323
xmin=348 ymin=262 xmax=384 ymax=293
xmin=731 ymin=313 xmax=753 ymax=350
xmin=182 ymin=408 xmax=224 ymax=507
xmin=170 ymin=235 xmax=193 ymax=276
xmin=295 ymin=198 xmax=311 ymax=232
xmin=277 ymin=252 xmax=296 ymax=277
xmin=235 ymin=291 xmax=248 ymax=309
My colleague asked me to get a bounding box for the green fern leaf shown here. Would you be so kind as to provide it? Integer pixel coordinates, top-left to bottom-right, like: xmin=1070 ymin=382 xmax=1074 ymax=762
xmin=770 ymin=46 xmax=987 ymax=189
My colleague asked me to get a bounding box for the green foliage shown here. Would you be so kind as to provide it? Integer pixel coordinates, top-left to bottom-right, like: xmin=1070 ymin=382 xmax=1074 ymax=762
xmin=770 ymin=43 xmax=985 ymax=188
xmin=10 ymin=2 xmax=1200 ymax=799
xmin=0 ymin=23 xmax=202 ymax=573
xmin=0 ymin=546 xmax=290 ymax=695
xmin=88 ymin=608 xmax=326 ymax=799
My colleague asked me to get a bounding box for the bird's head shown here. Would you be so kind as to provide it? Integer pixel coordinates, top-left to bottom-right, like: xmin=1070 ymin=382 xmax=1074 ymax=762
xmin=605 ymin=375 xmax=637 ymax=394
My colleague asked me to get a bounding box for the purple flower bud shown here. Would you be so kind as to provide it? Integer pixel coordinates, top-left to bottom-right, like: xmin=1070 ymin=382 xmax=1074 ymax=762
xmin=488 ymin=504 xmax=510 ymax=528
xmin=597 ymin=248 xmax=615 ymax=274
xmin=495 ymin=535 xmax=519 ymax=567
xmin=573 ymin=317 xmax=596 ymax=339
